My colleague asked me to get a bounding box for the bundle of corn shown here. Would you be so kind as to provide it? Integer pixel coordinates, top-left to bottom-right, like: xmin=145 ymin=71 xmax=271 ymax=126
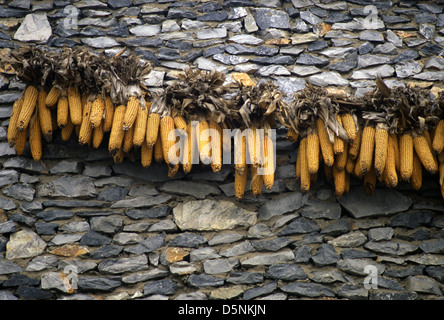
xmin=358 ymin=78 xmax=440 ymax=193
xmin=145 ymin=67 xmax=236 ymax=178
xmin=2 ymin=46 xmax=60 ymax=160
xmin=232 ymin=81 xmax=286 ymax=199
xmin=2 ymin=46 xmax=152 ymax=163
xmin=278 ymin=84 xmax=351 ymax=196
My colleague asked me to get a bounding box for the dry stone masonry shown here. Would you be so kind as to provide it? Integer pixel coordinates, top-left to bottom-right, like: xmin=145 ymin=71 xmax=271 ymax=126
xmin=0 ymin=0 xmax=444 ymax=300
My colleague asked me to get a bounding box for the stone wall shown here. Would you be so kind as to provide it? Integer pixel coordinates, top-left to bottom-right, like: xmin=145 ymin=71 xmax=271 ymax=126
xmin=0 ymin=0 xmax=444 ymax=300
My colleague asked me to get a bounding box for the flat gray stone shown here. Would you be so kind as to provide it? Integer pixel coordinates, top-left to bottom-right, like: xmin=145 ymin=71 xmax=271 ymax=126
xmin=159 ymin=181 xmax=220 ymax=199
xmin=255 ymin=8 xmax=290 ymax=29
xmin=338 ymin=186 xmax=412 ymax=218
xmin=280 ymin=282 xmax=335 ymax=298
xmin=37 ymin=176 xmax=97 ymax=198
xmin=406 ymin=276 xmax=442 ymax=296
xmin=81 ymin=37 xmax=120 ymax=48
xmin=351 ymin=64 xmax=394 ymax=79
xmin=300 ymin=200 xmax=342 ymax=220
xmin=173 ymin=199 xmax=257 ymax=231
xmin=110 ymin=195 xmax=172 ymax=209
xmin=241 ymin=250 xmax=294 ymax=267
xmin=14 ymin=13 xmax=52 ymax=42
xmin=129 ymin=24 xmax=160 ymax=36
xmin=309 ymin=71 xmax=349 ymax=86
xmin=6 ymin=229 xmax=46 ymax=260
xmin=258 ymin=192 xmax=303 ymax=220
xmin=98 ymin=255 xmax=149 ymax=274
xmin=228 ymin=34 xmax=263 ymax=45
xmin=328 ymin=231 xmax=368 ymax=248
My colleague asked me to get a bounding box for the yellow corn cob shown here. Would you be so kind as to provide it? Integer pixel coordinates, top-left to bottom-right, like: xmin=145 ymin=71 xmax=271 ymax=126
xmin=433 ymin=119 xmax=444 ymax=154
xmin=198 ymin=119 xmax=210 ymax=165
xmin=123 ymin=96 xmax=139 ymax=131
xmin=168 ymin=163 xmax=180 ymax=178
xmin=113 ymin=148 xmax=124 ymax=164
xmin=333 ymin=115 xmax=345 ymax=155
xmin=411 ymin=151 xmax=422 ymax=190
xmin=335 ymin=142 xmax=348 ymax=171
xmin=263 ymin=126 xmax=274 ymax=190
xmin=160 ymin=115 xmax=176 ymax=165
xmin=389 ymin=133 xmax=400 ymax=172
xmin=209 ymin=119 xmax=222 ymax=173
xmin=385 ymin=133 xmax=398 ymax=188
xmin=341 ymin=113 xmax=357 ymax=142
xmin=45 ymin=86 xmax=61 ymax=108
xmin=146 ymin=112 xmax=161 ymax=148
xmin=300 ymin=137 xmax=310 ymax=193
xmin=359 ymin=125 xmax=375 ymax=175
xmin=29 ymin=113 xmax=42 ymax=161
xmin=61 ymin=116 xmax=74 ymax=141
xmin=413 ymin=133 xmax=438 ymax=174
xmin=7 ymin=97 xmax=24 ymax=146
xmin=364 ymin=166 xmax=376 ymax=196
xmin=123 ymin=124 xmax=135 ymax=153
xmin=56 ymin=94 xmax=69 ymax=129
xmin=173 ymin=115 xmax=187 ymax=132
xmin=89 ymin=96 xmax=105 ymax=129
xmin=234 ymin=166 xmax=248 ymax=200
xmin=235 ymin=132 xmax=247 ymax=176
xmin=250 ymin=165 xmax=263 ymax=197
xmin=295 ymin=139 xmax=301 ymax=180
xmin=92 ymin=122 xmax=104 ymax=149
xmin=286 ymin=127 xmax=299 ymax=143
xmin=14 ymin=126 xmax=27 ymax=156
xmin=17 ymin=85 xmax=38 ymax=132
xmin=103 ymin=96 xmax=114 ymax=133
xmin=306 ymin=128 xmax=320 ymax=174
xmin=133 ymin=102 xmax=149 ymax=148
xmin=141 ymin=141 xmax=153 ymax=168
xmin=183 ymin=121 xmax=193 ymax=174
xmin=354 ymin=152 xmax=363 ymax=178
xmin=424 ymin=130 xmax=433 ymax=151
xmin=374 ymin=124 xmax=388 ymax=177
xmin=349 ymin=126 xmax=362 ymax=160
xmin=247 ymin=126 xmax=257 ymax=167
xmin=108 ymin=105 xmax=126 ymax=155
xmin=400 ymin=133 xmax=413 ymax=181
xmin=345 ymin=155 xmax=355 ymax=174
xmin=68 ymin=84 xmax=82 ymax=125
xmin=316 ymin=118 xmax=334 ymax=167
xmin=154 ymin=133 xmax=163 ymax=163
xmin=78 ymin=100 xmax=93 ymax=146
xmin=37 ymin=90 xmax=53 ymax=142
xmin=333 ymin=162 xmax=346 ymax=197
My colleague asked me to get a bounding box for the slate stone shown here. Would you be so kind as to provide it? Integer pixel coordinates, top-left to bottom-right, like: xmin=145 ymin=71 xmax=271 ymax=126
xmin=389 ymin=50 xmax=419 ymax=64
xmin=97 ymin=187 xmax=129 ymax=202
xmin=0 ymin=197 xmax=16 ymax=211
xmin=79 ymin=230 xmax=112 ymax=246
xmin=425 ymin=266 xmax=444 ymax=283
xmin=308 ymin=270 xmax=347 ymax=284
xmin=174 ymin=199 xmax=256 ymax=231
xmin=256 ymin=65 xmax=291 ymax=76
xmin=6 ymin=230 xmax=46 ymax=260
xmin=293 ymin=245 xmax=311 ymax=263
xmin=36 ymin=209 xmax=74 ymax=222
xmin=243 ymin=281 xmax=277 ymax=300
xmin=143 ymin=278 xmax=178 ymax=296
xmin=35 ymin=222 xmax=58 ymax=235
xmin=16 ymin=286 xmax=54 ymax=299
xmin=278 ymin=217 xmax=321 ymax=236
xmin=91 ymin=216 xmax=123 ymax=234
xmin=407 ymin=276 xmax=442 ymax=295
xmin=228 ymin=34 xmax=263 ymax=45
xmin=241 ymin=250 xmax=294 ymax=266
xmin=0 ymin=221 xmax=16 ymax=234
xmin=9 ymin=214 xmax=36 ymax=228
xmin=90 ymin=245 xmax=123 ymax=259
xmin=124 ymin=234 xmax=165 ymax=255
xmin=126 ymin=206 xmax=171 ymax=219
xmin=98 ymin=255 xmax=148 ymax=274
xmin=258 ymin=192 xmax=303 ymax=220
xmin=338 ymin=187 xmax=412 ymax=218
xmin=0 ymin=260 xmax=23 ymax=275
xmin=227 ymin=272 xmax=264 ymax=284
xmin=372 ymin=43 xmax=398 ymax=55
xmin=37 ymin=176 xmax=97 ymax=198
xmin=266 ymin=264 xmax=307 ymax=281
xmin=3 ymin=183 xmax=35 ymax=202
xmin=370 ymin=292 xmax=419 ymax=300
xmin=311 ymin=244 xmax=340 ymax=266
xmin=328 ymin=231 xmax=367 ymax=248
xmin=419 ymin=239 xmax=444 ymax=254
xmin=419 ymin=43 xmax=444 ymax=56
xmin=110 ymin=195 xmax=172 ymax=209
xmin=391 ymin=211 xmax=433 ymax=228
xmin=337 ymin=283 xmax=368 ymax=300
xmin=197 ymin=11 xmax=228 ymax=22
xmin=280 ymin=282 xmax=335 ymax=298
xmin=77 ymin=276 xmax=122 ymax=291
xmin=364 ymin=241 xmax=418 ymax=256
xmin=300 ymin=200 xmax=342 ymax=220
xmin=81 ymin=37 xmax=120 ymax=48
xmin=0 ymin=170 xmax=19 ymax=188
xmin=14 ymin=13 xmax=52 ymax=43
xmin=337 ymin=259 xmax=385 ymax=276
xmin=251 ymin=237 xmax=293 ymax=252
xmin=296 ymin=53 xmax=329 ymax=67
xmin=309 ymin=71 xmax=349 ymax=86
xmin=359 ymin=30 xmax=384 ymax=42
xmin=255 ymin=8 xmax=290 ymax=30
xmin=368 ymin=227 xmax=394 ymax=241
xmin=169 ymin=233 xmax=207 ymax=248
